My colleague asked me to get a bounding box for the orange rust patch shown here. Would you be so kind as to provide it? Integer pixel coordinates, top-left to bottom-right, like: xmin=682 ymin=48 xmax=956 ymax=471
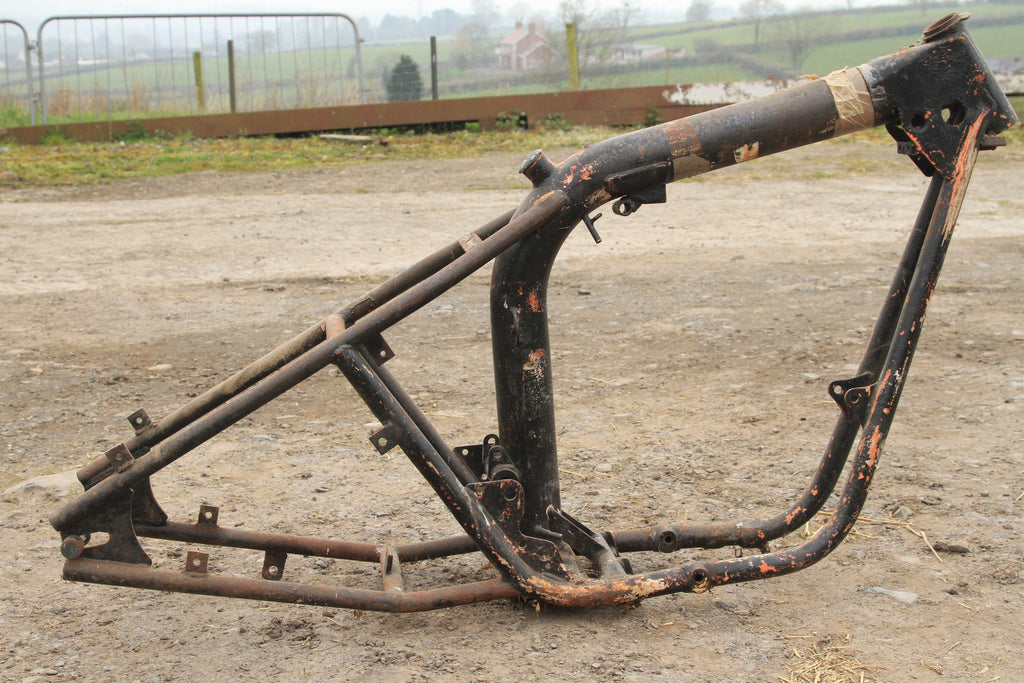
xmin=561 ymin=164 xmax=581 ymax=186
xmin=663 ymin=118 xmax=700 ymax=154
xmin=527 ymin=291 xmax=542 ymax=312
xmin=733 ymin=141 xmax=760 ymax=163
xmin=866 ymin=427 xmax=883 ymax=471
xmin=523 ymin=349 xmax=546 ymax=375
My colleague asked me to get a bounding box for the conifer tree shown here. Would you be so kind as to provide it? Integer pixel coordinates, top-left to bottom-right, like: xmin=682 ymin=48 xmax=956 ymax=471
xmin=386 ymin=54 xmax=423 ymax=103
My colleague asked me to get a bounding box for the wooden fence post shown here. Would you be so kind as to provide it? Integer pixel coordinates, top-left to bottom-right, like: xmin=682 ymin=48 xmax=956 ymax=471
xmin=192 ymin=51 xmax=206 ymax=113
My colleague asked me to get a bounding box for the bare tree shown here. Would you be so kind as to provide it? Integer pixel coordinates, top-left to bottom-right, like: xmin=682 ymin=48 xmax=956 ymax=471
xmin=604 ymin=0 xmax=639 ymax=47
xmin=907 ymin=0 xmax=932 ymax=15
xmin=773 ymin=7 xmax=833 ymax=70
xmin=507 ymin=1 xmax=533 ymax=26
xmin=559 ymin=0 xmax=597 ymax=32
xmin=470 ymin=0 xmax=501 ymax=30
xmin=686 ymin=0 xmax=713 ymax=23
xmin=740 ymin=0 xmax=782 ymax=49
xmin=452 ymin=23 xmax=494 ymax=70
xmin=243 ymin=29 xmax=277 ymax=55
xmin=555 ymin=0 xmax=637 ymax=65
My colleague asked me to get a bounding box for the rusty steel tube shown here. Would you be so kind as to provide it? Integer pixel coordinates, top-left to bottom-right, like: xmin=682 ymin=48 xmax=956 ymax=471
xmin=52 ymin=198 xmax=560 ymax=534
xmin=75 ymin=210 xmax=514 ymax=488
xmin=341 ymin=209 xmax=514 ymax=323
xmin=491 ymin=21 xmax=1014 ymax=535
xmin=75 ymin=320 xmax=327 ymax=487
xmin=63 ymin=558 xmax=518 ymax=612
xmin=492 ymin=68 xmax=882 ymax=529
xmin=51 ymin=15 xmax=1018 ymax=612
xmin=393 ymin=535 xmax=480 ymax=562
xmin=698 ymin=140 xmax=982 ymax=586
xmin=371 ymin=358 xmax=479 ymax=485
xmin=137 ymin=522 xmax=381 ymax=562
xmin=137 ymin=523 xmax=481 ymax=563
xmin=334 ymin=344 xmax=718 ymax=606
xmin=609 ymin=173 xmax=948 ymax=554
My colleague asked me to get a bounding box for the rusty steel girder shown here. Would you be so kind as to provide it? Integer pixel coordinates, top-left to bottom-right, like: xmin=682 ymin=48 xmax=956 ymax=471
xmin=51 ymin=14 xmax=1016 ymax=612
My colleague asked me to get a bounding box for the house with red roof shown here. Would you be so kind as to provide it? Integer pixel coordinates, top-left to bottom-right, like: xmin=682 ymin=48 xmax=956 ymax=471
xmin=496 ymin=23 xmax=558 ymax=71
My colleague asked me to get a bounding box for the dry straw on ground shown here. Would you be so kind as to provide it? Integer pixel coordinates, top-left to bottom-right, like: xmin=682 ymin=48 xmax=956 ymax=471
xmin=780 ymin=634 xmax=881 ymax=683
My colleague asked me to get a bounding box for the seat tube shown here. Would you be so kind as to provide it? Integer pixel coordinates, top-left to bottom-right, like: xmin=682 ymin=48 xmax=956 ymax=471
xmin=490 ymin=217 xmax=575 ymax=533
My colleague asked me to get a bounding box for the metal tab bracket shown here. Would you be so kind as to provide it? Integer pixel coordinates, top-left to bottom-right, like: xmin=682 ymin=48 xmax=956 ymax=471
xmin=127 ymin=409 xmax=152 ymax=434
xmin=185 ymin=551 xmax=209 ymax=574
xmin=104 ymin=444 xmax=134 ymax=472
xmin=197 ymin=505 xmax=219 ymax=528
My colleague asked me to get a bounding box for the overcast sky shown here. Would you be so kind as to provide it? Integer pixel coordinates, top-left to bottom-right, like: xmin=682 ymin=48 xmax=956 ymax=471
xmin=6 ymin=0 xmax=883 ymax=34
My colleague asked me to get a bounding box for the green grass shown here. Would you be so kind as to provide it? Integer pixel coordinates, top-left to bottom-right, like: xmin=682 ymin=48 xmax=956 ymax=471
xmin=582 ymin=64 xmax=756 ymax=89
xmin=1006 ymin=97 xmax=1024 ymax=146
xmin=639 ymin=2 xmax=1024 ymax=54
xmin=5 ymin=90 xmax=1018 ymax=188
xmin=0 ymin=126 xmax=626 ymax=186
xmin=774 ymin=22 xmax=1024 ymax=75
xmin=450 ymin=63 xmax=756 ymax=98
xmin=0 ymin=102 xmax=32 ymax=128
xmin=656 ymin=23 xmax=753 ymax=52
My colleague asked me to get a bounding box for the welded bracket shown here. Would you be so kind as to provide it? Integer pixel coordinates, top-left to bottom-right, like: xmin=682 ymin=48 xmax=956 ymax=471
xmin=828 ymin=372 xmax=874 ymax=426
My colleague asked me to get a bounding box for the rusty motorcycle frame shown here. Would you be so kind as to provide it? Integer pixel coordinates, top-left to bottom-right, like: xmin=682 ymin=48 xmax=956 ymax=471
xmin=51 ymin=14 xmax=1016 ymax=612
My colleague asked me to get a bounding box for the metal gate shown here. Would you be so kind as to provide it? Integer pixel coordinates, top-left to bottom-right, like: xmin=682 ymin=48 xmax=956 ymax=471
xmin=1 ymin=19 xmax=34 ymax=125
xmin=35 ymin=13 xmax=366 ymax=125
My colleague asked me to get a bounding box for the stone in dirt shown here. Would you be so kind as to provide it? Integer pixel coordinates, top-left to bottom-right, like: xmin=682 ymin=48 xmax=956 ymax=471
xmin=862 ymin=587 xmax=919 ymax=604
xmin=3 ymin=471 xmax=82 ymax=500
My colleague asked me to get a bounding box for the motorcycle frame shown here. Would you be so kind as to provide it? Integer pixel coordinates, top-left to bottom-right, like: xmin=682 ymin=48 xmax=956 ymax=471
xmin=51 ymin=14 xmax=1016 ymax=612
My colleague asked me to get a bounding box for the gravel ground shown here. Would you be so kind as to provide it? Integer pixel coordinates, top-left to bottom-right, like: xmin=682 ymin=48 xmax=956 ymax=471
xmin=1 ymin=137 xmax=1022 ymax=682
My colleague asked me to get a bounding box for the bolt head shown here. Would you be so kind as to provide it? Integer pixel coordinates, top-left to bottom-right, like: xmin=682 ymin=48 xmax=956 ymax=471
xmin=60 ymin=536 xmax=85 ymax=559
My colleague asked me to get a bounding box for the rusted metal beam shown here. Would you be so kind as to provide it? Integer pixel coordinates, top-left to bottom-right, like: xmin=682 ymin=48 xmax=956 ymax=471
xmin=5 ymin=86 xmax=717 ymax=144
xmin=64 ymin=558 xmax=518 ymax=613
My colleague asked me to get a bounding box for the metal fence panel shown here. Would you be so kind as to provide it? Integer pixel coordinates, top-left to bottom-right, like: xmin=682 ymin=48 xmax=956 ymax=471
xmin=1 ymin=19 xmax=34 ymax=126
xmin=36 ymin=13 xmax=365 ymax=125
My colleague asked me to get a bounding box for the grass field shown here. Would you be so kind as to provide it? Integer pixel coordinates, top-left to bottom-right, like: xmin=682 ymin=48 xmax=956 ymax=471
xmin=778 ymin=22 xmax=1024 ymax=76
xmin=0 ymin=2 xmax=1021 ymax=128
xmin=0 ymin=126 xmax=623 ymax=185
xmin=2 ymin=91 xmax=1020 ymax=186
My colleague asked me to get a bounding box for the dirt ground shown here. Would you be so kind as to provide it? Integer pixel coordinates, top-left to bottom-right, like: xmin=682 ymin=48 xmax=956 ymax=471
xmin=1 ymin=136 xmax=1022 ymax=682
